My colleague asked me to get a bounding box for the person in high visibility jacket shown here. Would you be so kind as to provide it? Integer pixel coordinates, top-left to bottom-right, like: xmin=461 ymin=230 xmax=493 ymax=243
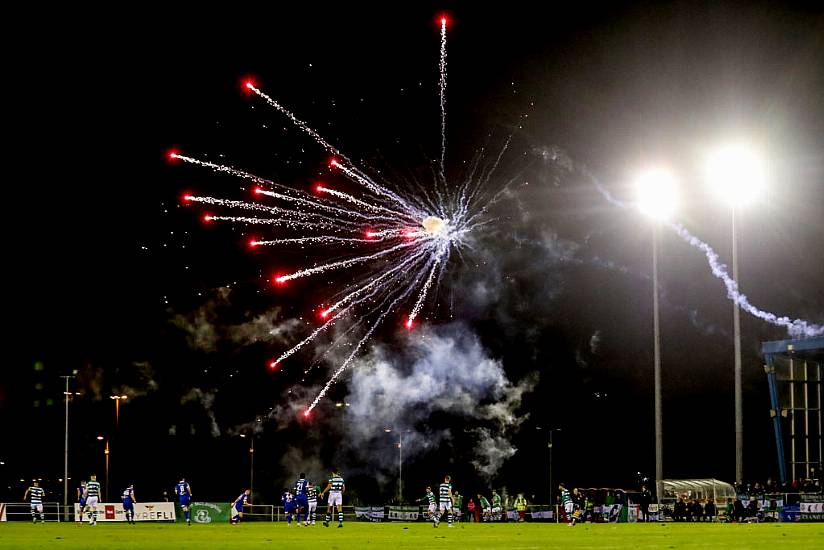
xmin=514 ymin=493 xmax=528 ymax=522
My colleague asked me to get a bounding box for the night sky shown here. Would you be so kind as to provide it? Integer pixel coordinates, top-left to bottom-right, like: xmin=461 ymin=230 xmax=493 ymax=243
xmin=6 ymin=2 xmax=824 ymax=505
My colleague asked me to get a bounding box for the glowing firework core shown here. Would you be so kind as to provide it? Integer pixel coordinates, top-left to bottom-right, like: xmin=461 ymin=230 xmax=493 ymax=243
xmin=422 ymin=215 xmax=448 ymax=237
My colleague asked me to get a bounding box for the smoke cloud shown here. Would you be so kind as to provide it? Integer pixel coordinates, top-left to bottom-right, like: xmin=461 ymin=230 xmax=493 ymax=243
xmin=342 ymin=322 xmax=537 ymax=480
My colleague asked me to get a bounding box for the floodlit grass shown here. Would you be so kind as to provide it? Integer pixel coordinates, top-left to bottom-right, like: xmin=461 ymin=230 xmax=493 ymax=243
xmin=1 ymin=521 xmax=823 ymax=549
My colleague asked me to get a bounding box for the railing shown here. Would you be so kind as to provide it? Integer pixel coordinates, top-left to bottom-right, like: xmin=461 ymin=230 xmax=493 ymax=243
xmin=2 ymin=502 xmax=63 ymax=522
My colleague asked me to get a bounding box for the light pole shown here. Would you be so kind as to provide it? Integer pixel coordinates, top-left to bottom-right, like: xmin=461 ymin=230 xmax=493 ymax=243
xmin=706 ymin=144 xmax=765 ymax=485
xmin=536 ymin=426 xmax=560 ymax=505
xmin=635 ymin=168 xmax=678 ymax=502
xmin=60 ymin=374 xmax=77 ymax=521
xmin=96 ymin=436 xmax=109 ymax=501
xmin=384 ymin=427 xmax=408 ymax=502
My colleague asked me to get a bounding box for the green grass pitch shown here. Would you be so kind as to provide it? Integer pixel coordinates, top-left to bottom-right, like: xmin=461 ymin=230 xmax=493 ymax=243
xmin=1 ymin=522 xmax=823 ymax=549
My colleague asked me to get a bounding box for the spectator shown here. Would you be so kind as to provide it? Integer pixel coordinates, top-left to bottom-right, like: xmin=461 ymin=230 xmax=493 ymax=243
xmin=638 ymin=485 xmax=652 ymax=522
xmin=514 ymin=493 xmax=527 ymax=522
xmin=747 ymin=498 xmax=759 ymax=522
xmin=689 ymin=499 xmax=703 ymax=522
xmin=704 ymin=499 xmax=716 ymax=522
xmin=673 ymin=498 xmax=687 ymax=522
xmin=733 ymin=498 xmax=746 ymax=522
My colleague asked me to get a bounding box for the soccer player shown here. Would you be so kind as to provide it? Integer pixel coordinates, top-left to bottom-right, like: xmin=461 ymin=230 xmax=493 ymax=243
xmin=281 ymin=489 xmax=296 ymax=525
xmin=319 ymin=468 xmax=345 ymax=528
xmin=306 ymin=483 xmax=319 ymax=525
xmin=293 ymin=473 xmax=310 ymax=526
xmin=121 ymin=484 xmax=136 ymax=524
xmin=23 ymin=481 xmax=45 ymax=523
xmin=477 ymin=493 xmax=491 ymax=522
xmin=434 ymin=475 xmax=454 ymax=528
xmin=491 ymin=490 xmax=502 ymax=521
xmin=230 ymin=489 xmax=250 ymax=524
xmin=77 ymin=480 xmax=87 ymax=521
xmin=175 ymin=477 xmax=193 ymax=525
xmin=84 ymin=474 xmax=102 ymax=525
xmin=452 ymin=490 xmax=463 ymax=523
xmin=415 ymin=486 xmax=437 ymax=522
xmin=560 ymin=483 xmax=576 ymax=526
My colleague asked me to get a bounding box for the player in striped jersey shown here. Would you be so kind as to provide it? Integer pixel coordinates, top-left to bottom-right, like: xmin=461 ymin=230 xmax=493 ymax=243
xmin=121 ymin=484 xmax=136 ymax=524
xmin=84 ymin=475 xmax=102 ymax=525
xmin=175 ymin=478 xmax=192 ymax=526
xmin=306 ymin=483 xmax=319 ymax=526
xmin=491 ymin=490 xmax=503 ymax=521
xmin=415 ymin=486 xmax=437 ymax=521
xmin=559 ymin=483 xmax=576 ymax=526
xmin=319 ymin=468 xmax=345 ymax=528
xmin=23 ymin=481 xmax=46 ymax=523
xmin=434 ymin=475 xmax=453 ymax=528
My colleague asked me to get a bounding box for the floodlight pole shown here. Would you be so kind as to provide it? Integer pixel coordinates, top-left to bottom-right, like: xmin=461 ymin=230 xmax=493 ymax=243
xmin=732 ymin=207 xmax=743 ymax=485
xmin=398 ymin=431 xmax=403 ymax=502
xmin=250 ymin=436 xmax=255 ymax=502
xmin=61 ymin=375 xmax=75 ymax=522
xmin=653 ymin=223 xmax=664 ymax=502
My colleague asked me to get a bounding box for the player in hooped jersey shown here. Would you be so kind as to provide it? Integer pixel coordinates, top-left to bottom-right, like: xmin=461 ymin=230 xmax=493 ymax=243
xmin=23 ymin=481 xmax=46 ymax=523
xmin=84 ymin=475 xmax=102 ymax=525
xmin=319 ymin=468 xmax=345 ymax=528
xmin=176 ymin=478 xmax=193 ymax=525
xmin=415 ymin=486 xmax=437 ymax=521
xmin=434 ymin=475 xmax=454 ymax=528
xmin=121 ymin=484 xmax=136 ymax=524
xmin=306 ymin=483 xmax=319 ymax=525
xmin=559 ymin=483 xmax=576 ymax=526
xmin=293 ymin=473 xmax=310 ymax=526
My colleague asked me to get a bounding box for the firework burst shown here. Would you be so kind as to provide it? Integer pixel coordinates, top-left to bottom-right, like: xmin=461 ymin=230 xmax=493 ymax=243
xmin=173 ymin=16 xmax=503 ymax=414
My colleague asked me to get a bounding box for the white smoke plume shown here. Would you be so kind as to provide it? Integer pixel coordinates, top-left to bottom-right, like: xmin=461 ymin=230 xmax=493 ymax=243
xmin=343 ymin=323 xmax=537 ymax=480
xmin=181 ymin=388 xmax=221 ymax=438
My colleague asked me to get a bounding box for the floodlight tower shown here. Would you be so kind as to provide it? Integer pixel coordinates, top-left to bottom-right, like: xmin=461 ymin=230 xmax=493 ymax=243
xmin=706 ymin=144 xmax=766 ymax=485
xmin=635 ymin=168 xmax=678 ymax=502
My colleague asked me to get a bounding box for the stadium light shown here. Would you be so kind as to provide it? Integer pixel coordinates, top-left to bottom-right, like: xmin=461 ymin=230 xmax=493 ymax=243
xmin=705 ymin=143 xmax=765 ymax=484
xmin=705 ymin=144 xmax=765 ymax=207
xmin=633 ymin=168 xmax=675 ymax=502
xmin=110 ymin=394 xmax=128 ymax=427
xmin=634 ymin=168 xmax=678 ymax=220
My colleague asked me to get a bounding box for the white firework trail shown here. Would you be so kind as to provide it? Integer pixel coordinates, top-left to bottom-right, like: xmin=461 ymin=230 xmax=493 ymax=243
xmin=439 ymin=16 xmax=448 ymax=179
xmin=176 ymin=18 xmax=511 ymax=414
xmin=668 ymin=222 xmax=824 ymax=337
xmin=582 ymin=169 xmax=824 ymax=337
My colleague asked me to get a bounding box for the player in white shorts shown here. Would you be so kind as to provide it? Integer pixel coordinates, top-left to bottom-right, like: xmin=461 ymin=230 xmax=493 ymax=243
xmin=435 ymin=475 xmax=454 ymax=528
xmin=23 ymin=481 xmax=46 ymax=523
xmin=415 ymin=487 xmax=437 ymax=521
xmin=320 ymin=469 xmax=345 ymax=528
xmin=84 ymin=475 xmax=102 ymax=525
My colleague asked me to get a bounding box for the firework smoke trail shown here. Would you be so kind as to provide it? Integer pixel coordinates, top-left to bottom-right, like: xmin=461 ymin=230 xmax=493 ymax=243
xmin=668 ymin=222 xmax=824 ymax=337
xmin=581 ymin=169 xmax=823 ymax=337
xmin=439 ymin=16 xmax=448 ymax=179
